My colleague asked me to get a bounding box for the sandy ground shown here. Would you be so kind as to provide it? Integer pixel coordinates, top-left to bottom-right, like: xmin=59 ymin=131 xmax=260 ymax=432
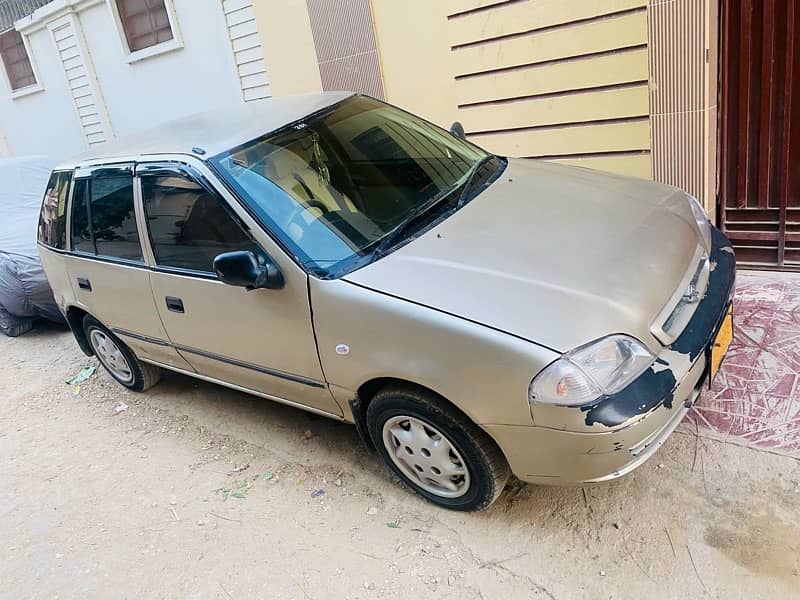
xmin=1 ymin=324 xmax=799 ymax=599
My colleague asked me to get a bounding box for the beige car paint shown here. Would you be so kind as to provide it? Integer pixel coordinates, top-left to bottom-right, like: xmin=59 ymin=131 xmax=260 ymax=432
xmin=147 ymin=269 xmax=342 ymax=417
xmin=42 ymin=152 xmax=348 ymax=419
xmin=38 ymin=95 xmax=730 ymax=490
xmin=64 ymin=255 xmax=194 ymax=371
xmin=344 ymin=158 xmax=703 ymax=355
xmin=310 ymin=274 xmax=558 ymax=428
xmin=485 ymin=353 xmax=708 ymax=485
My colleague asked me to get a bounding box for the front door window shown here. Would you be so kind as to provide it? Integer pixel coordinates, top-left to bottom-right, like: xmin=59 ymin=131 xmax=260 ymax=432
xmin=141 ymin=173 xmax=260 ymax=273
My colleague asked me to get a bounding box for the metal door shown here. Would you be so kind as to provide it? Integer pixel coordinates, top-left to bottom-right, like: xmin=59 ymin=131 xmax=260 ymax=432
xmin=720 ymin=0 xmax=800 ymax=269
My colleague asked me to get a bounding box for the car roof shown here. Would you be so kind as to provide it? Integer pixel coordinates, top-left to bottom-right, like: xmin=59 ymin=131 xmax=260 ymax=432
xmin=54 ymin=91 xmax=354 ymax=170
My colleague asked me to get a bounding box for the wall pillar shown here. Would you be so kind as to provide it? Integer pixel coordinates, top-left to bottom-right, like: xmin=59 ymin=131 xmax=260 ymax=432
xmin=648 ymin=0 xmax=719 ymax=220
xmin=221 ymin=0 xmax=271 ymax=102
xmin=17 ymin=1 xmax=115 ymax=150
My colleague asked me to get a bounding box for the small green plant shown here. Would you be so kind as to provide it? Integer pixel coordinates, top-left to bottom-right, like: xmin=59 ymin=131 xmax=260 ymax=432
xmin=214 ymin=471 xmax=274 ymax=500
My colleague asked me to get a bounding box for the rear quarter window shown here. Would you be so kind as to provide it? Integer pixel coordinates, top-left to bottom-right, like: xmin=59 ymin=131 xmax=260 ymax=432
xmin=38 ymin=171 xmax=74 ymax=250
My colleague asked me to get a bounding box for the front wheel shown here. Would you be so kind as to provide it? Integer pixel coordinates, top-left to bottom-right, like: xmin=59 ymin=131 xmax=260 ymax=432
xmin=83 ymin=316 xmax=161 ymax=392
xmin=366 ymin=384 xmax=510 ymax=511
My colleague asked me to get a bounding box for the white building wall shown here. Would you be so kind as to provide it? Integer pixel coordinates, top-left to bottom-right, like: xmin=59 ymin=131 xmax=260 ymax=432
xmin=0 ymin=0 xmax=270 ymax=161
xmin=47 ymin=10 xmax=114 ymax=147
xmin=0 ymin=129 xmax=10 ymax=156
xmin=0 ymin=22 xmax=87 ymax=158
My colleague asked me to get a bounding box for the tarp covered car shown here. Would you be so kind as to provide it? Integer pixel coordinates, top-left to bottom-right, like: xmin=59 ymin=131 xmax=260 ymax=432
xmin=0 ymin=156 xmax=65 ymax=336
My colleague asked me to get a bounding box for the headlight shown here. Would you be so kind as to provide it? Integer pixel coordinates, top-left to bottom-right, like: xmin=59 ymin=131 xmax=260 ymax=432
xmin=687 ymin=194 xmax=712 ymax=252
xmin=528 ymin=335 xmax=655 ymax=406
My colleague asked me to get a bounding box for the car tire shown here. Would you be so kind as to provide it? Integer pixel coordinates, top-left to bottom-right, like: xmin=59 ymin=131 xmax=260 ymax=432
xmin=366 ymin=384 xmax=510 ymax=511
xmin=83 ymin=316 xmax=161 ymax=392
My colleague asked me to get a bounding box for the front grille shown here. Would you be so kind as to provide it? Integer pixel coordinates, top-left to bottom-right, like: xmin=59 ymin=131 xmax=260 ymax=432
xmin=662 ymin=255 xmax=709 ymax=334
xmin=651 ymin=246 xmax=710 ymax=345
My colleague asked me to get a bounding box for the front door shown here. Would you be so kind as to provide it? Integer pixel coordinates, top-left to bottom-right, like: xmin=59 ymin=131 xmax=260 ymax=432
xmin=136 ymin=162 xmax=342 ymax=417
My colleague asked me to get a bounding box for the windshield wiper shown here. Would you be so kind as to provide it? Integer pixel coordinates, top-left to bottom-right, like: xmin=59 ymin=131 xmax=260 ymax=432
xmin=366 ymin=155 xmax=498 ymax=262
xmin=455 ymin=154 xmax=496 ymax=208
xmin=367 ymin=189 xmax=456 ymax=260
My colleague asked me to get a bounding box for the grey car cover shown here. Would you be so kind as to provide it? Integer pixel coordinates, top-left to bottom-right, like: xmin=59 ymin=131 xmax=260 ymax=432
xmin=0 ymin=156 xmax=65 ymax=335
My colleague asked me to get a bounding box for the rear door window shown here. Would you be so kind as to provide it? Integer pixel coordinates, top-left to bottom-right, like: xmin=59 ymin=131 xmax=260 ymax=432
xmin=38 ymin=170 xmax=74 ymax=249
xmin=70 ymin=170 xmax=143 ymax=262
xmin=90 ymin=175 xmax=143 ymax=261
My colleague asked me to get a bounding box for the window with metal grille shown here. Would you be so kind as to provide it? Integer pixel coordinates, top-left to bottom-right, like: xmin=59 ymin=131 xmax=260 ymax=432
xmin=0 ymin=29 xmax=35 ymax=91
xmin=115 ymin=0 xmax=173 ymax=53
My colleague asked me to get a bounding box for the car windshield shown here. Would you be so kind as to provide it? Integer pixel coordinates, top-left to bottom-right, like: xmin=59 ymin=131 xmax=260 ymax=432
xmin=210 ymin=96 xmax=503 ymax=278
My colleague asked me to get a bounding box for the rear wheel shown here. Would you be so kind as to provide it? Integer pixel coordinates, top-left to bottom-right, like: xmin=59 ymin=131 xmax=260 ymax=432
xmin=83 ymin=316 xmax=160 ymax=391
xmin=366 ymin=384 xmax=510 ymax=511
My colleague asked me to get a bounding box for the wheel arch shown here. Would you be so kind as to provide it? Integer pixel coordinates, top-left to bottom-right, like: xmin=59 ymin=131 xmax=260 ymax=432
xmin=65 ymin=305 xmax=94 ymax=356
xmin=351 ymin=376 xmax=505 ymax=457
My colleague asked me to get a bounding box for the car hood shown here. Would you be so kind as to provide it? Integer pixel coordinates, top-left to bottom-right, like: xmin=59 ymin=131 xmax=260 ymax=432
xmin=343 ymin=158 xmax=703 ymax=353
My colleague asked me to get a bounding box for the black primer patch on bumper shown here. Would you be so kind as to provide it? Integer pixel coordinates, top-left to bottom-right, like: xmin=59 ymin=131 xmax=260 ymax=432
xmin=582 ymin=227 xmax=736 ymax=428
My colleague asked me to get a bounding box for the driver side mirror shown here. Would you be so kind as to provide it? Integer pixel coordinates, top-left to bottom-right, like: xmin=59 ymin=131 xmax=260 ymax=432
xmin=213 ymin=251 xmax=284 ymax=290
xmin=449 ymin=121 xmax=466 ymax=140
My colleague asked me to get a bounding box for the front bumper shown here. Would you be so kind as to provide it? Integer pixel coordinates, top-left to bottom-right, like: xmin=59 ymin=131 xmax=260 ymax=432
xmin=488 ymin=227 xmax=736 ymax=485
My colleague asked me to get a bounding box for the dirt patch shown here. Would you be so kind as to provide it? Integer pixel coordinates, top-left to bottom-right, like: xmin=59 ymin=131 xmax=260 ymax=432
xmin=3 ymin=327 xmax=800 ymax=598
xmin=705 ymin=499 xmax=800 ymax=583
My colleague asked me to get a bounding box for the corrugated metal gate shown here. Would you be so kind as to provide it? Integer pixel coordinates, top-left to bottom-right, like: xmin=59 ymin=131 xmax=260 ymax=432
xmin=720 ymin=0 xmax=800 ymax=269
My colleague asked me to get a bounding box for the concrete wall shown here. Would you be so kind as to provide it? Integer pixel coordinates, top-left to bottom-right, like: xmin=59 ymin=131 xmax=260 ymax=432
xmin=648 ymin=0 xmax=719 ymax=215
xmin=369 ymin=0 xmax=458 ymax=128
xmin=373 ymin=0 xmax=653 ymax=178
xmin=0 ymin=0 xmax=270 ymax=161
xmin=2 ymin=0 xmax=715 ymax=191
xmin=78 ymin=0 xmax=244 ymax=141
xmin=0 ymin=128 xmax=10 ymax=156
xmin=253 ymin=0 xmax=321 ymax=96
xmin=264 ymin=0 xmax=718 ymax=196
xmin=258 ymin=0 xmax=654 ymax=179
xmin=0 ymin=17 xmax=86 ymax=158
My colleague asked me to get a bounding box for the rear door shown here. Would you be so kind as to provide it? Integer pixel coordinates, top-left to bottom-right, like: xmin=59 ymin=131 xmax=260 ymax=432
xmin=65 ymin=164 xmax=193 ymax=370
xmin=137 ymin=161 xmax=341 ymax=417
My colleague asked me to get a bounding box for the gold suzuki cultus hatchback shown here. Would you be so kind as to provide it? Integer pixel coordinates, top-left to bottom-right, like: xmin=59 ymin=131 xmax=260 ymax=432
xmin=38 ymin=92 xmax=736 ymax=510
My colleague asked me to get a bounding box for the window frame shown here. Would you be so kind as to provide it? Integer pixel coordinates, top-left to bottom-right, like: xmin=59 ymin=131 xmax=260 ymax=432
xmin=68 ymin=163 xmax=146 ymax=266
xmin=106 ymin=0 xmax=183 ymax=64
xmin=61 ymin=155 xmax=297 ymax=282
xmin=136 ymin=161 xmax=266 ymax=280
xmin=38 ymin=170 xmax=75 ymax=250
xmin=0 ymin=28 xmax=43 ymax=99
xmin=69 ymin=177 xmax=95 ymax=255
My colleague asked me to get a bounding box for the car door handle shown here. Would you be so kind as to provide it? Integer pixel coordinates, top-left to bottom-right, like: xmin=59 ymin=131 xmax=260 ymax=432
xmin=77 ymin=278 xmax=92 ymax=292
xmin=165 ymin=296 xmax=184 ymax=313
